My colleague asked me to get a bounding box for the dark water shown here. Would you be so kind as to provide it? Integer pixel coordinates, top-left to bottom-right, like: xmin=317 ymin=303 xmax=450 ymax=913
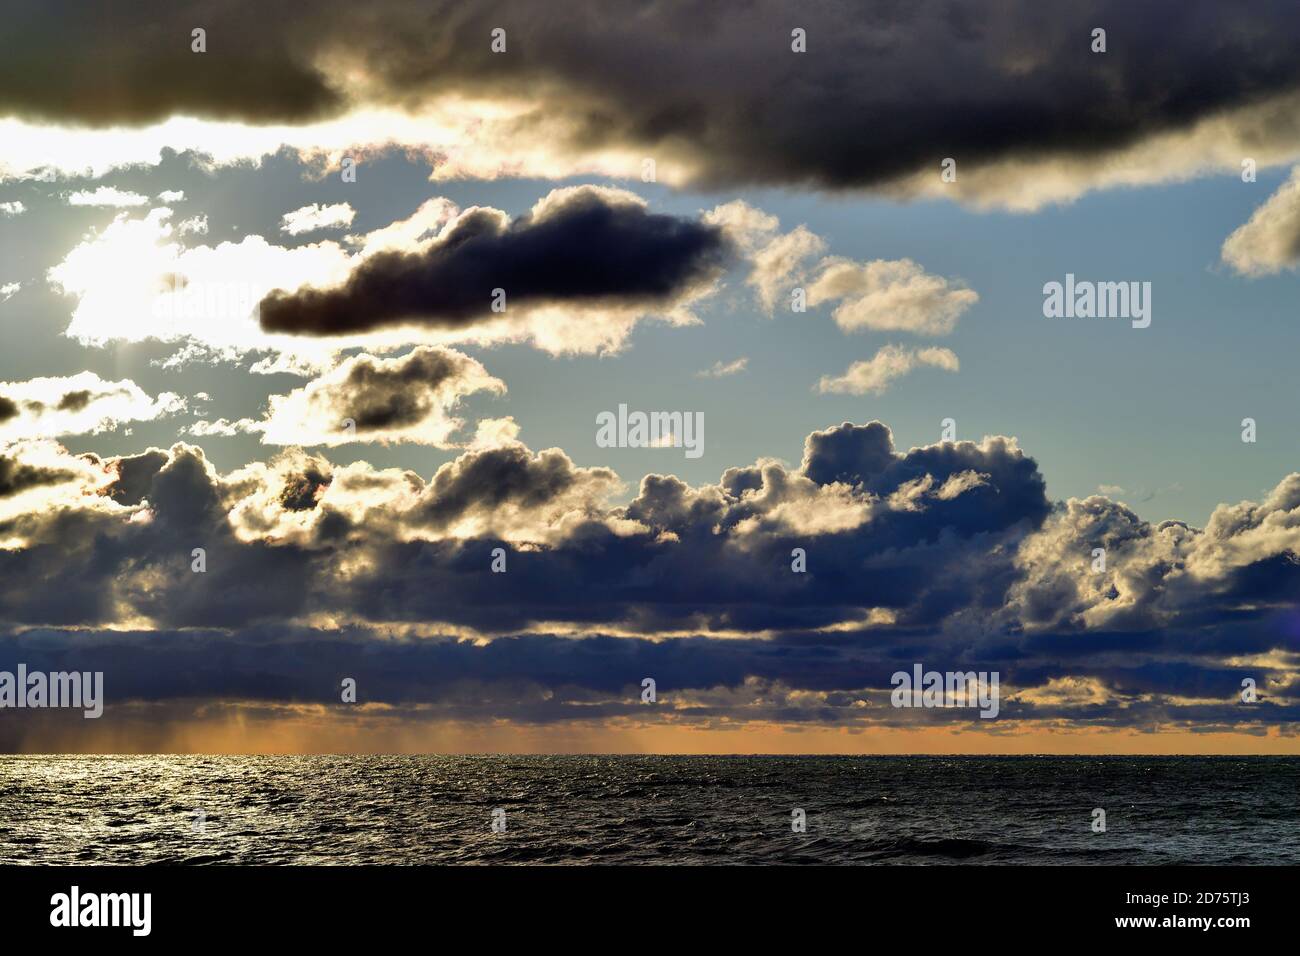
xmin=0 ymin=755 xmax=1295 ymax=865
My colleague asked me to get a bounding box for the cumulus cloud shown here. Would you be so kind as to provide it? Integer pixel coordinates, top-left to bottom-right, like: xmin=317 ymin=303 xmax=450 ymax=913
xmin=817 ymin=345 xmax=959 ymax=395
xmin=706 ymin=201 xmax=977 ymax=337
xmin=0 ymin=416 xmax=1063 ymax=648
xmin=0 ymin=418 xmax=1296 ymax=735
xmin=0 ymin=453 xmax=77 ymax=499
xmin=704 ymin=200 xmax=826 ymax=312
xmin=0 ymin=439 xmax=119 ymax=528
xmin=0 ymin=201 xmax=24 ymax=216
xmin=1222 ymin=166 xmax=1300 ymax=275
xmin=177 ymin=214 xmax=207 ymax=237
xmin=1007 ymin=496 xmax=1196 ymax=631
xmin=189 ymin=347 xmax=505 ymax=447
xmin=412 ymin=442 xmax=624 ymax=540
xmin=280 ymin=201 xmax=356 ymax=236
xmin=0 ymin=419 xmax=1046 ymax=632
xmin=258 ymin=186 xmax=730 ymax=340
xmin=0 ymin=371 xmax=184 ymax=441
xmin=47 ymin=189 xmax=729 ymax=367
xmin=808 ymin=259 xmax=978 ymax=336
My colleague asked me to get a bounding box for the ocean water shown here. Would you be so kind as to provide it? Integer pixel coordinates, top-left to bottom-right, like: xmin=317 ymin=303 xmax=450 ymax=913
xmin=0 ymin=755 xmax=1295 ymax=865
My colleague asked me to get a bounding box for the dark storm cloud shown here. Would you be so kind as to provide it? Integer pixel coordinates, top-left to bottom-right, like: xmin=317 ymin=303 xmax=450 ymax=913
xmin=258 ymin=188 xmax=730 ymax=336
xmin=7 ymin=2 xmax=1300 ymax=191
xmin=0 ymin=0 xmax=341 ymax=125
xmin=1 ymin=621 xmax=1294 ymax=732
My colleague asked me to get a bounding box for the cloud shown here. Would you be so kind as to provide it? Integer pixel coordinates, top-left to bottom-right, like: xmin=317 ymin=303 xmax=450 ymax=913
xmin=1222 ymin=166 xmax=1300 ymax=275
xmin=707 ymin=201 xmax=977 ymax=334
xmin=1007 ymin=496 xmax=1195 ymax=631
xmin=0 ymin=439 xmax=118 ymax=525
xmin=0 ymin=419 xmax=1297 ymax=735
xmin=48 ymin=189 xmax=728 ymax=366
xmin=808 ymin=259 xmax=978 ymax=336
xmin=7 ymin=3 xmax=1300 ymax=209
xmin=0 ymin=3 xmax=341 ymax=127
xmin=0 ymin=201 xmax=24 ymax=217
xmin=177 ymin=215 xmax=207 ymax=236
xmin=280 ymin=201 xmax=356 ymax=236
xmin=66 ymin=186 xmax=150 ymax=207
xmin=697 ymin=357 xmax=748 ymax=378
xmin=47 ymin=206 xmax=352 ymax=368
xmin=0 ymin=418 xmax=1047 ymax=633
xmin=258 ymin=185 xmax=730 ymax=339
xmin=411 ymin=441 xmax=623 ymax=539
xmin=0 ymin=371 xmax=184 ymax=441
xmin=704 ymin=200 xmax=826 ymax=312
xmin=0 ymin=454 xmax=77 ymax=499
xmin=189 ymin=346 xmax=506 ymax=447
xmin=817 ymin=346 xmax=960 ymax=395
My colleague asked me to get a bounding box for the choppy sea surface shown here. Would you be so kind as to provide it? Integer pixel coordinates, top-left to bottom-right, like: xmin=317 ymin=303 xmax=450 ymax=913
xmin=0 ymin=755 xmax=1295 ymax=865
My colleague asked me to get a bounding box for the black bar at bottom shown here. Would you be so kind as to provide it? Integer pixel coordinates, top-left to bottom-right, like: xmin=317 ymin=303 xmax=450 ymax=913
xmin=0 ymin=864 xmax=1285 ymax=942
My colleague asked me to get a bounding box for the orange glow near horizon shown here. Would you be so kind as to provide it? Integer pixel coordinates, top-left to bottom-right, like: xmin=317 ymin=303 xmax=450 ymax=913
xmin=7 ymin=709 xmax=1297 ymax=756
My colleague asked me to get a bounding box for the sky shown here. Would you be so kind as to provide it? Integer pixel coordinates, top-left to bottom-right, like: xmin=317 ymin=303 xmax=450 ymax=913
xmin=1 ymin=0 xmax=1299 ymax=752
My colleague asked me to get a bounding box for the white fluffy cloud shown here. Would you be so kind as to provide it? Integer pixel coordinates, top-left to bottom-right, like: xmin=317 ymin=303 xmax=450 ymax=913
xmin=0 ymin=439 xmax=121 ymax=529
xmin=817 ymin=345 xmax=959 ymax=395
xmin=0 ymin=371 xmax=184 ymax=442
xmin=1221 ymin=165 xmax=1300 ymax=275
xmin=707 ymin=201 xmax=978 ymax=337
xmin=808 ymin=259 xmax=978 ymax=336
xmin=704 ymin=201 xmax=826 ymax=312
xmin=188 ymin=347 xmax=504 ymax=448
xmin=66 ymin=186 xmax=150 ymax=207
xmin=177 ymin=215 xmax=208 ymax=236
xmin=280 ymin=202 xmax=356 ymax=235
